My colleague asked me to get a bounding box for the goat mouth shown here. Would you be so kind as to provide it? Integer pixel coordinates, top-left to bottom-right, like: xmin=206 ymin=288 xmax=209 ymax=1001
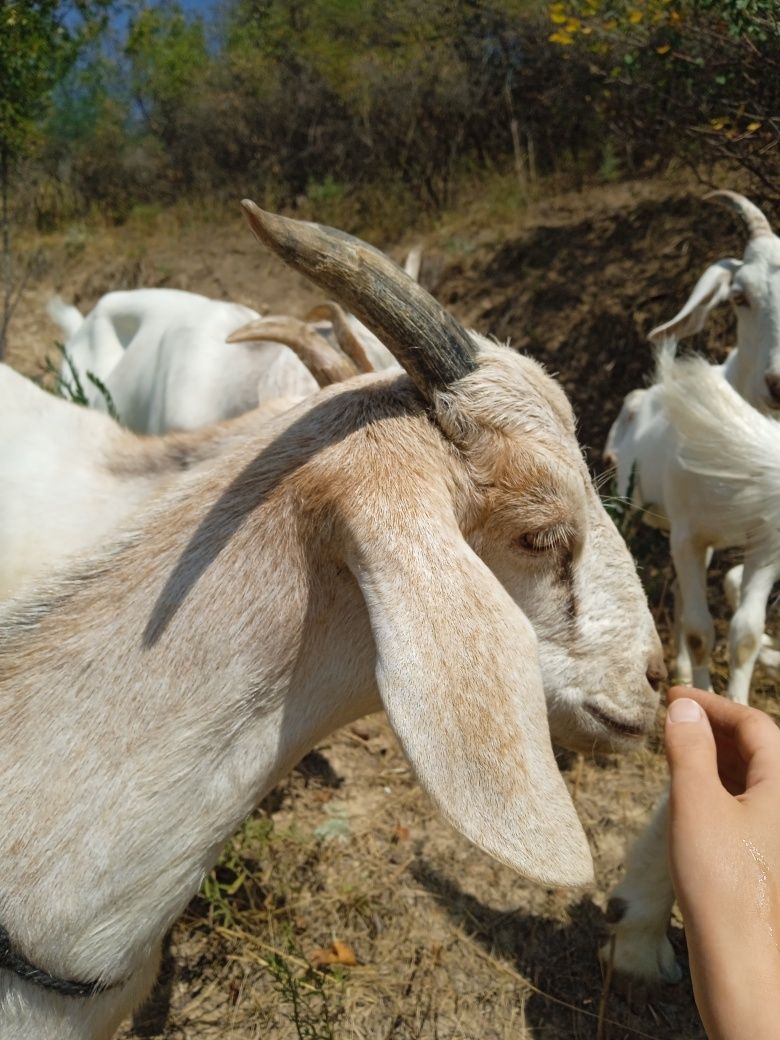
xmin=584 ymin=703 xmax=647 ymax=739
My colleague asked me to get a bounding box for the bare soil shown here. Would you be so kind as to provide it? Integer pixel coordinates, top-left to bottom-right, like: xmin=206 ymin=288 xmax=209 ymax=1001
xmin=6 ymin=172 xmax=778 ymax=1040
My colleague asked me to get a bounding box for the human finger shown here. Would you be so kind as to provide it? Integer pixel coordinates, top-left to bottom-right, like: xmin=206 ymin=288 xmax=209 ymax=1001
xmin=665 ymin=696 xmax=722 ymax=809
xmin=732 ymin=709 xmax=780 ymax=791
xmin=668 ymin=687 xmax=780 ymax=793
xmin=669 ymin=686 xmax=764 ymax=746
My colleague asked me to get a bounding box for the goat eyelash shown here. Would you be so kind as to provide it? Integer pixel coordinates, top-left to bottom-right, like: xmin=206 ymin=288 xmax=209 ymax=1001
xmin=515 ymin=525 xmax=572 ymax=553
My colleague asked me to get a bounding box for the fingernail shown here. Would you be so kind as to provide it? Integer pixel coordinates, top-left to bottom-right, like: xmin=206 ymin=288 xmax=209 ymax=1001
xmin=668 ymin=698 xmax=703 ymax=723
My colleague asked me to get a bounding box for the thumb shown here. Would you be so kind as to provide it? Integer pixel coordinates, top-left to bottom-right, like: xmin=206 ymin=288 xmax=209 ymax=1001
xmin=665 ymin=696 xmax=721 ymax=803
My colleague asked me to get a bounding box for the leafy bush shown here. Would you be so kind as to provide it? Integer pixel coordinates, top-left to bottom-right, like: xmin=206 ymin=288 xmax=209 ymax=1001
xmin=11 ymin=0 xmax=780 ymax=232
xmin=546 ymin=0 xmax=780 ymax=192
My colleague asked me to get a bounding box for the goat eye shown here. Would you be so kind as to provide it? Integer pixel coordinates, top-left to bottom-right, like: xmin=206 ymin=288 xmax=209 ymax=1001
xmin=515 ymin=529 xmax=559 ymax=554
xmin=731 ymin=290 xmax=749 ymax=308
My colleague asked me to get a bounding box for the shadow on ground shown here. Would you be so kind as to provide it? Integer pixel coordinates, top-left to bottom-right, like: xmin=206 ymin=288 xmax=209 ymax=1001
xmin=412 ymin=858 xmax=706 ymax=1040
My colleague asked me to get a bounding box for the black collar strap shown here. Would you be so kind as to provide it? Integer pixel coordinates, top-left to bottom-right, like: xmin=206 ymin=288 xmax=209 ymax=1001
xmin=0 ymin=923 xmax=114 ymax=999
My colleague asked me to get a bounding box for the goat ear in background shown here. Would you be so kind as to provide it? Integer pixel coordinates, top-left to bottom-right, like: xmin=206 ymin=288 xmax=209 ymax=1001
xmin=342 ymin=504 xmax=594 ymax=888
xmin=649 ymin=258 xmax=741 ymax=343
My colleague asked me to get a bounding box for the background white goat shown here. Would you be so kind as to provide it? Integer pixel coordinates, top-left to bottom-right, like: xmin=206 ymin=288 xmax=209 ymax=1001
xmin=0 ymin=204 xmax=663 ymax=1040
xmin=604 ymin=190 xmax=780 ymax=700
xmin=48 ymin=288 xmax=321 ymax=432
xmin=604 ymin=352 xmax=780 ymax=986
xmin=0 ymin=321 xmax=356 ymax=601
xmin=48 ymin=248 xmax=420 ymax=434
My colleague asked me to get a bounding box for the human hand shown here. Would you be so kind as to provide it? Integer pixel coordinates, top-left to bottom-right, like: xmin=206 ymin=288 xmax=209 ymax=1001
xmin=665 ymin=686 xmax=780 ymax=1040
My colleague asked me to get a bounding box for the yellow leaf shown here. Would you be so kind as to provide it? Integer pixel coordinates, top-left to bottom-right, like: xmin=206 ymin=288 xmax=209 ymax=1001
xmin=549 ymin=1 xmax=566 ymax=11
xmin=331 ymin=941 xmax=358 ymax=966
xmin=581 ymin=25 xmax=593 ymax=33
xmin=629 ymin=9 xmax=643 ymax=23
xmin=669 ymin=10 xmax=682 ymax=23
xmin=550 ymin=11 xmax=567 ymax=22
xmin=710 ymin=118 xmax=726 ymax=131
xmin=604 ymin=18 xmax=618 ymax=29
xmin=747 ymin=121 xmax=761 ymax=132
xmin=656 ymin=44 xmax=671 ymax=54
xmin=392 ymin=822 xmax=411 ymax=843
xmin=309 ymin=941 xmax=358 ymax=969
xmin=549 ymin=30 xmax=574 ymax=44
xmin=565 ymin=17 xmax=581 ymax=30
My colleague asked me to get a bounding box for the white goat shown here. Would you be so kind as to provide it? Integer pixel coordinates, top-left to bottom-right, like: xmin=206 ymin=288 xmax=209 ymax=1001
xmin=604 ymin=190 xmax=780 ymax=700
xmin=604 ymin=353 xmax=780 ymax=986
xmin=48 ymin=288 xmax=321 ymax=433
xmin=0 ymin=204 xmax=664 ymax=1040
xmin=0 ymin=328 xmax=351 ymax=601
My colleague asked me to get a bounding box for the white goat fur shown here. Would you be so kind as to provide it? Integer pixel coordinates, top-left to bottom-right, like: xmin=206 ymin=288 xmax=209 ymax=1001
xmin=0 ymin=363 xmax=295 ymax=602
xmin=49 ymin=288 xmax=320 ymax=433
xmin=604 ymin=353 xmax=780 ymax=985
xmin=0 ymin=208 xmax=663 ymax=1037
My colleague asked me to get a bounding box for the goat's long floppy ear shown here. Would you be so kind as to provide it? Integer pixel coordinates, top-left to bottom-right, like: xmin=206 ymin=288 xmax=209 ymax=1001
xmin=648 ymin=258 xmax=741 ymax=343
xmin=240 ymin=201 xmax=477 ymax=401
xmin=343 ymin=502 xmax=593 ymax=888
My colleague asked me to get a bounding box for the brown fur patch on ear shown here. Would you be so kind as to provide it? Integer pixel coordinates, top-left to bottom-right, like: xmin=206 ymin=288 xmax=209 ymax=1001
xmin=272 ymin=377 xmax=463 ymax=534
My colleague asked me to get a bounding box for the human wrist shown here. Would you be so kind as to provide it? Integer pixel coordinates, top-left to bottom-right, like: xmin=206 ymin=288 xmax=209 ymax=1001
xmin=686 ymin=926 xmax=780 ymax=1040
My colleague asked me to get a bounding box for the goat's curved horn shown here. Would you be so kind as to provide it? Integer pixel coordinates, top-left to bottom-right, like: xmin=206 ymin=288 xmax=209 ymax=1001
xmin=227 ymin=315 xmax=357 ymax=387
xmin=705 ymin=190 xmax=773 ymax=239
xmin=240 ymin=201 xmax=477 ymax=397
xmin=306 ymin=302 xmax=375 ymax=373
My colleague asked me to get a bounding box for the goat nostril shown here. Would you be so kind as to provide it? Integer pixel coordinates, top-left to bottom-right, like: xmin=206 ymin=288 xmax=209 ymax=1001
xmin=646 ymin=660 xmax=667 ymax=692
xmin=765 ymin=374 xmax=780 ymax=406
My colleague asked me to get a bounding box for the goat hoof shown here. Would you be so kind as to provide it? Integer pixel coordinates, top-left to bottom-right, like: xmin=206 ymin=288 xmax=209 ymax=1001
xmin=670 ymin=659 xmax=693 ymax=685
xmin=599 ymin=930 xmax=682 ymax=1007
xmin=609 ymin=970 xmax=652 ymax=1013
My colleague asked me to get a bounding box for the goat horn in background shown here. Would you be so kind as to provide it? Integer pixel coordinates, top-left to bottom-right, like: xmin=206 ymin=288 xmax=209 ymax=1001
xmin=306 ymin=301 xmax=375 ymax=374
xmin=705 ymin=189 xmax=774 ymax=239
xmin=240 ymin=201 xmax=477 ymax=398
xmin=227 ymin=314 xmax=357 ymax=387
